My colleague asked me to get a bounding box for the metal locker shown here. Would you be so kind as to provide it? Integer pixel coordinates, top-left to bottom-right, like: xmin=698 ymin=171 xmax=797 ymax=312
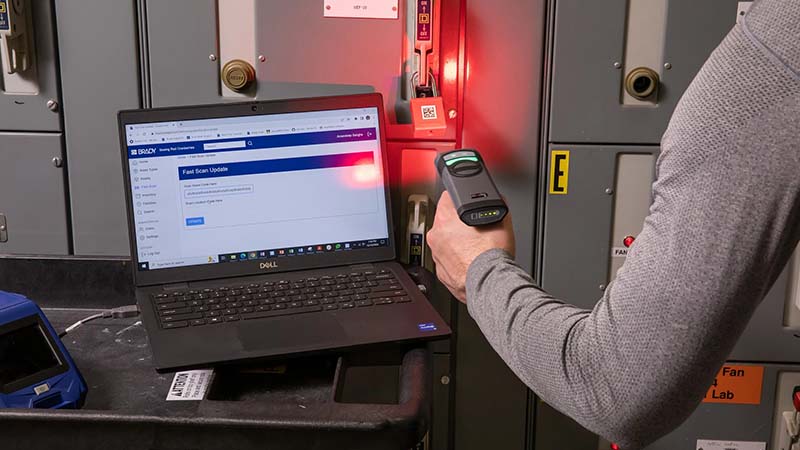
xmin=548 ymin=0 xmax=743 ymax=144
xmin=144 ymin=0 xmax=461 ymax=141
xmin=540 ymin=145 xmax=659 ymax=308
xmin=0 ymin=0 xmax=61 ymax=132
xmin=0 ymin=132 xmax=69 ymax=254
xmin=648 ymin=364 xmax=799 ymax=449
xmin=144 ymin=0 xmax=222 ymax=107
xmin=54 ymin=0 xmax=141 ymax=256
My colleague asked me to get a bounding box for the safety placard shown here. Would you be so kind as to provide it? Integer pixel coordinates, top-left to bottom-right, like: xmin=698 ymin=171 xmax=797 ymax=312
xmin=166 ymin=369 xmax=214 ymax=401
xmin=549 ymin=150 xmax=570 ymax=195
xmin=702 ymin=365 xmax=763 ymax=404
xmin=696 ymin=440 xmax=765 ymax=450
xmin=324 ymin=0 xmax=399 ymax=19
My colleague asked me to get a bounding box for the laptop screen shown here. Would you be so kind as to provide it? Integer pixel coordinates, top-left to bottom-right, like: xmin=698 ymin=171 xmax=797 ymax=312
xmin=123 ymin=107 xmax=389 ymax=272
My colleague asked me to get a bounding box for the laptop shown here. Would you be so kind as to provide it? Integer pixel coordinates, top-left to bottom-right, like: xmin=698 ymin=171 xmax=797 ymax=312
xmin=118 ymin=93 xmax=451 ymax=372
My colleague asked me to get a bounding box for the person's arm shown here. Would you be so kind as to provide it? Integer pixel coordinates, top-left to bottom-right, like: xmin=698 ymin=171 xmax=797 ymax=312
xmin=428 ymin=1 xmax=800 ymax=448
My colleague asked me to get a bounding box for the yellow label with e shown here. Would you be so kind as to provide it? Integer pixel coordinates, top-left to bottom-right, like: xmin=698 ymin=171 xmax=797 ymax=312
xmin=549 ymin=150 xmax=570 ymax=195
xmin=702 ymin=365 xmax=764 ymax=405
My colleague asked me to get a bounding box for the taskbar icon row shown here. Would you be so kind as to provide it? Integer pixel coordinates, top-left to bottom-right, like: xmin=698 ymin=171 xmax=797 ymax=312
xmin=218 ymin=239 xmax=388 ymax=263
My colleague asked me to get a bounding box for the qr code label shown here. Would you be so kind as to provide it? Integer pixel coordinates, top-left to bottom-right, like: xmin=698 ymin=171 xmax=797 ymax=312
xmin=421 ymin=105 xmax=438 ymax=120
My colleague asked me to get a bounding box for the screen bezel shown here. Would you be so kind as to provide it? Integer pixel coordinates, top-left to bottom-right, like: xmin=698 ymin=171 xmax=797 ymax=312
xmin=0 ymin=315 xmax=68 ymax=395
xmin=119 ymin=93 xmax=396 ymax=287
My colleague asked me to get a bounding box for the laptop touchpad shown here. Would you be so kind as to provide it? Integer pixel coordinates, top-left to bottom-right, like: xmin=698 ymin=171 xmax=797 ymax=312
xmin=237 ymin=316 xmax=348 ymax=352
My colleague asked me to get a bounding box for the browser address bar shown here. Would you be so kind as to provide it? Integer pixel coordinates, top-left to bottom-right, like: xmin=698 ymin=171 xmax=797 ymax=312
xmin=203 ymin=140 xmax=247 ymax=151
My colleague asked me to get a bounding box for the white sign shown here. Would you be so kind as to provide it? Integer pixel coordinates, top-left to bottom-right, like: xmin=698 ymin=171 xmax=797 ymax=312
xmin=612 ymin=247 xmax=629 ymax=258
xmin=323 ymin=0 xmax=399 ymax=19
xmin=166 ymin=369 xmax=214 ymax=401
xmin=696 ymin=440 xmax=765 ymax=450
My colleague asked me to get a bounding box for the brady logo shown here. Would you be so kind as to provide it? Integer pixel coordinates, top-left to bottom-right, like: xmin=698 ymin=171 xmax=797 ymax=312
xmin=260 ymin=262 xmax=278 ymax=270
xmin=132 ymin=148 xmax=157 ymax=156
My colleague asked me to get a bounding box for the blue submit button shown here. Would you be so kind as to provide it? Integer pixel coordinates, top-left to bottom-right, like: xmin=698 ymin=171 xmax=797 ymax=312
xmin=185 ymin=217 xmax=205 ymax=226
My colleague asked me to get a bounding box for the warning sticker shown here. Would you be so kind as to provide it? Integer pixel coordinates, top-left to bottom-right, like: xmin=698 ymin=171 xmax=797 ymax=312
xmin=166 ymin=369 xmax=214 ymax=401
xmin=549 ymin=150 xmax=570 ymax=195
xmin=696 ymin=440 xmax=765 ymax=450
xmin=702 ymin=365 xmax=763 ymax=405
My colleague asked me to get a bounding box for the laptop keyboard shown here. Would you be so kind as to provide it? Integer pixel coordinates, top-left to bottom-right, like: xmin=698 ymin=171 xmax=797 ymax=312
xmin=150 ymin=269 xmax=411 ymax=330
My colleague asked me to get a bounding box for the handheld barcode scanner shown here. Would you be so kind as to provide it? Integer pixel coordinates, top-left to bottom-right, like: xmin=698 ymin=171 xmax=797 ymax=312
xmin=435 ymin=149 xmax=508 ymax=226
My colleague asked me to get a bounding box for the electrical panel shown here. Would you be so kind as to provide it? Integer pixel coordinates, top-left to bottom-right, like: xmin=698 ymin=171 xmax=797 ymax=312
xmin=536 ymin=0 xmax=800 ymax=449
xmin=0 ymin=133 xmax=69 ymax=254
xmin=0 ymin=0 xmax=68 ymax=255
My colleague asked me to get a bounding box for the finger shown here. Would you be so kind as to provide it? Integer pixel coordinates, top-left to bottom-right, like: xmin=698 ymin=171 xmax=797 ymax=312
xmin=435 ymin=191 xmax=457 ymax=220
xmin=438 ymin=190 xmax=453 ymax=206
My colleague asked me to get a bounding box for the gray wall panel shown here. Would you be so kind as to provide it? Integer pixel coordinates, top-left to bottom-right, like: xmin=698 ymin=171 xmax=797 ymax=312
xmin=0 ymin=132 xmax=68 ymax=254
xmin=548 ymin=0 xmax=739 ymax=145
xmin=458 ymin=0 xmax=547 ymax=448
xmin=146 ymin=0 xmax=220 ymax=107
xmin=649 ymin=364 xmax=794 ymax=449
xmin=254 ymin=1 xmax=399 ymax=120
xmin=55 ymin=0 xmax=141 ymax=255
xmin=540 ymin=145 xmax=660 ymax=307
xmin=730 ymin=269 xmax=800 ymax=362
xmin=0 ymin=0 xmax=61 ymax=132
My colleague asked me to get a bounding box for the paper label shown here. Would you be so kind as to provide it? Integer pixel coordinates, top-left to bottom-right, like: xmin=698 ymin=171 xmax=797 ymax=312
xmin=703 ymin=365 xmax=764 ymax=405
xmin=612 ymin=247 xmax=628 ymax=258
xmin=166 ymin=369 xmax=214 ymax=401
xmin=696 ymin=440 xmax=765 ymax=450
xmin=324 ymin=0 xmax=399 ymax=19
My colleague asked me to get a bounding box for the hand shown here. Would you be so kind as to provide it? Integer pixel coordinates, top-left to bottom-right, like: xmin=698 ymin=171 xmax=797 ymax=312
xmin=427 ymin=192 xmax=515 ymax=303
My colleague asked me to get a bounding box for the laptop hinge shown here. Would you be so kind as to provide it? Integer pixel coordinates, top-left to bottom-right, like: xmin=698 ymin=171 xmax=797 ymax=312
xmin=350 ymin=263 xmax=376 ymax=270
xmin=161 ymin=282 xmax=190 ymax=291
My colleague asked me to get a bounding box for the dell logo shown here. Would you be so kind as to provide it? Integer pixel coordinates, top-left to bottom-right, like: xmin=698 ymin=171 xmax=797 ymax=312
xmin=260 ymin=262 xmax=278 ymax=270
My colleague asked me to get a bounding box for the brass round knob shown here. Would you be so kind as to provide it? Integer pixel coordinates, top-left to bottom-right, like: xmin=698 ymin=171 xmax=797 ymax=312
xmin=625 ymin=67 xmax=659 ymax=99
xmin=221 ymin=59 xmax=256 ymax=92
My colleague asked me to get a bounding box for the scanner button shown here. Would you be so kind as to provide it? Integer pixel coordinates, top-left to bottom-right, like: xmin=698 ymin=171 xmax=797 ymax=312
xmin=451 ymin=161 xmax=482 ymax=177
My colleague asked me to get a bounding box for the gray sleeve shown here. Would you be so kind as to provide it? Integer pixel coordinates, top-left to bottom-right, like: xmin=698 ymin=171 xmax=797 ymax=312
xmin=465 ymin=1 xmax=800 ymax=449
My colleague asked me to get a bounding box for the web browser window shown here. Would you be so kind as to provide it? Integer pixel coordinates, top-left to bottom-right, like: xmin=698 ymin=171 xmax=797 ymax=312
xmin=124 ymin=107 xmax=389 ymax=271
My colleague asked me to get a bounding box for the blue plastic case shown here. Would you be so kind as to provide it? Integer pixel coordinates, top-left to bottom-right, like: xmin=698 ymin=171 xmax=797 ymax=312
xmin=0 ymin=291 xmax=87 ymax=408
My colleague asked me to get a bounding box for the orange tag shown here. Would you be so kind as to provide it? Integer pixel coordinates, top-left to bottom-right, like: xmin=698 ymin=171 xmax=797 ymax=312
xmin=702 ymin=365 xmax=764 ymax=405
xmin=410 ymin=97 xmax=447 ymax=138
